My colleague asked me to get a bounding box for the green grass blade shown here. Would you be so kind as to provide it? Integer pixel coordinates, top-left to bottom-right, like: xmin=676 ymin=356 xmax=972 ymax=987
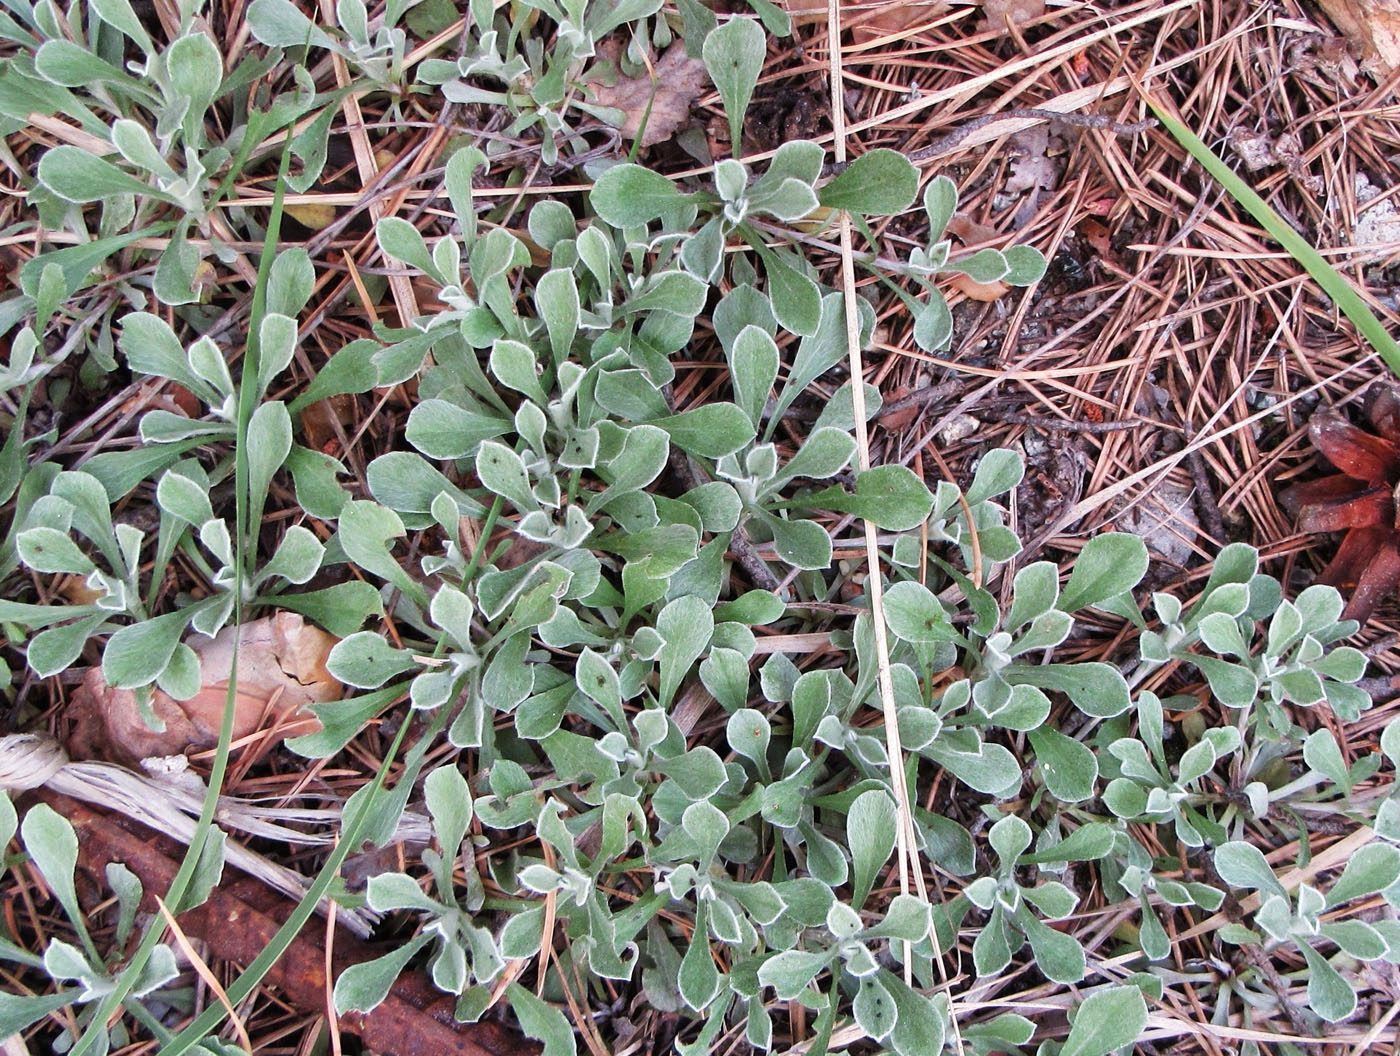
xmin=1147 ymin=97 xmax=1400 ymax=378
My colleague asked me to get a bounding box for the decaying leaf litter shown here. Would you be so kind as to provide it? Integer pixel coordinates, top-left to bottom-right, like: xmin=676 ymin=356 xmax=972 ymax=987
xmin=5 ymin=0 xmax=1400 ymax=1053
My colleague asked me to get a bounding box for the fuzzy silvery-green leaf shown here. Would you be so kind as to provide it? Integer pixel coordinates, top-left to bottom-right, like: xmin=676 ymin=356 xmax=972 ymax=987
xmin=853 ymin=974 xmax=896 ymax=1042
xmin=167 ymin=31 xmax=222 ymax=130
xmin=38 ymin=146 xmax=168 ymax=204
xmin=729 ymin=326 xmax=779 ymax=430
xmin=847 ymin=789 xmax=897 ymax=909
xmin=337 ymin=499 xmax=428 ymax=605
xmin=334 ymin=934 xmax=431 ymax=1015
xmin=246 ymin=0 xmax=340 ymax=48
xmin=1002 ymin=244 xmax=1048 ymax=285
xmin=507 ymin=983 xmax=578 ymax=1056
xmin=1061 ymin=985 xmax=1148 ymax=1056
xmin=702 ymin=15 xmax=765 ymax=150
xmin=657 ymin=595 xmax=714 ymax=708
xmin=21 ymin=805 xmax=84 ymax=934
xmin=753 ymin=512 xmax=829 ymax=571
xmin=590 ymin=164 xmax=687 ymax=226
xmin=327 ymin=631 xmax=417 ymax=689
xmin=1027 ymin=728 xmax=1097 ymax=802
xmin=1325 ymin=843 xmax=1400 ymax=907
xmin=29 ymin=615 xmax=110 ymax=680
xmin=923 ymin=175 xmax=957 ymax=240
xmin=1018 ymin=909 xmax=1085 ymax=982
xmin=1303 ymin=728 xmax=1351 ymax=792
xmin=882 ymin=580 xmax=955 ymax=644
xmin=819 ymin=149 xmax=918 ymax=215
xmin=405 ymin=399 xmax=510 ymax=460
xmin=102 ymin=609 xmax=188 ymax=689
xmin=1007 ymin=662 xmax=1130 ymax=718
xmin=1214 ymin=842 xmax=1285 ymax=897
xmin=883 ymin=967 xmax=946 ymax=1056
xmin=1021 ymin=823 xmax=1114 ymax=865
xmin=1299 ymin=943 xmax=1356 ymax=1023
xmin=757 ymin=948 xmax=829 ymax=1000
xmin=791 ymin=466 xmax=936 ymax=533
xmin=1057 ymin=532 xmax=1148 ymax=612
xmin=679 ymin=902 xmax=724 ymax=1010
xmin=17 ymin=527 xmax=94 ymax=575
xmin=0 ymin=989 xmax=77 ymax=1038
xmin=726 ymin=709 xmax=772 ymax=780
xmin=648 ymin=404 xmax=753 ymax=459
xmin=947 ymin=248 xmax=1009 ymax=284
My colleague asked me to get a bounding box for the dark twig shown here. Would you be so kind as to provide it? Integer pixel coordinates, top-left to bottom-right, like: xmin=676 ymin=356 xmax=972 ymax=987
xmin=1186 ymin=444 xmax=1228 ymax=546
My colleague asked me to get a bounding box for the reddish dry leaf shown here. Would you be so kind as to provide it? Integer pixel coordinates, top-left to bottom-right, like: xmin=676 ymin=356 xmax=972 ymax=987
xmin=1309 ymin=410 xmax=1400 ymax=484
xmin=68 ymin=613 xmax=338 ymax=766
xmin=589 ymin=45 xmax=708 ymax=149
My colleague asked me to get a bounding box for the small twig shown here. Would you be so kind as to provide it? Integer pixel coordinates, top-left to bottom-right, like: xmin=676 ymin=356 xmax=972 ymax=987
xmin=1185 ymin=444 xmax=1228 ymax=546
xmin=993 ymin=411 xmax=1160 ymax=435
xmin=904 ymin=109 xmax=1156 ymax=165
xmin=874 ymin=380 xmax=963 ymax=421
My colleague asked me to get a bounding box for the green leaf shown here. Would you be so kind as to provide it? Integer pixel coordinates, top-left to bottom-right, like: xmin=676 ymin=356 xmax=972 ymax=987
xmin=1058 ymin=532 xmax=1148 ymax=612
xmin=1006 ymin=662 xmax=1131 ymax=718
xmin=729 ymin=325 xmax=779 ymax=430
xmin=1300 ymin=943 xmax=1357 ymax=1023
xmin=853 ymin=975 xmax=896 ymax=1042
xmin=591 ymin=164 xmax=687 ymax=226
xmin=1019 ymin=823 xmax=1115 ymax=865
xmin=20 ymin=804 xmax=84 ymax=934
xmin=1213 ymin=842 xmax=1285 ymax=897
xmin=0 ymin=990 xmax=79 ymax=1036
xmin=819 ymin=149 xmax=918 ymax=215
xmin=102 ymin=610 xmax=188 ymax=689
xmin=648 ymin=404 xmax=754 ymax=459
xmin=882 ymin=581 xmax=956 ymax=644
xmin=337 ymin=499 xmax=427 ymax=605
xmin=758 ymin=512 xmax=832 ymax=571
xmin=1061 ymin=985 xmax=1149 ymax=1056
xmin=38 ymin=146 xmax=165 ymax=204
xmin=883 ymin=969 xmax=946 ymax=1056
xmin=1028 ymin=728 xmax=1097 ymax=802
xmin=847 ymin=789 xmax=897 ymax=909
xmin=334 ymin=935 xmax=431 ymax=1014
xmin=405 ymin=399 xmax=510 ymax=460
xmin=657 ymin=595 xmax=714 ymax=708
xmin=507 ymin=983 xmax=578 ymax=1056
xmin=17 ymin=527 xmax=94 ymax=575
xmin=679 ymin=903 xmax=723 ymax=1010
xmin=792 ymin=465 xmax=934 ymax=531
xmin=327 ymin=630 xmax=417 ymax=689
xmin=758 ymin=949 xmax=830 ymax=1000
xmin=702 ymin=15 xmax=766 ymax=150
xmin=1325 ymin=843 xmax=1400 ymax=907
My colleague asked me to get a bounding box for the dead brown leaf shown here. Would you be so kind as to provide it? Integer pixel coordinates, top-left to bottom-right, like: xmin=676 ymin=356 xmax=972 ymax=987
xmin=947 ymin=273 xmax=1010 ymax=301
xmin=590 ymin=45 xmax=708 ymax=149
xmin=980 ymin=0 xmax=1046 ymax=33
xmin=1314 ymin=0 xmax=1400 ymax=73
xmin=67 ymin=613 xmax=340 ymax=766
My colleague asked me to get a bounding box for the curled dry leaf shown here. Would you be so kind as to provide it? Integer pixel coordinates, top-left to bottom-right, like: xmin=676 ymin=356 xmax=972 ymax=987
xmin=948 ymin=273 xmax=1010 ymax=301
xmin=68 ymin=612 xmax=339 ymax=766
xmin=1280 ymin=386 xmax=1400 ymax=622
xmin=590 ymin=44 xmax=708 ymax=149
